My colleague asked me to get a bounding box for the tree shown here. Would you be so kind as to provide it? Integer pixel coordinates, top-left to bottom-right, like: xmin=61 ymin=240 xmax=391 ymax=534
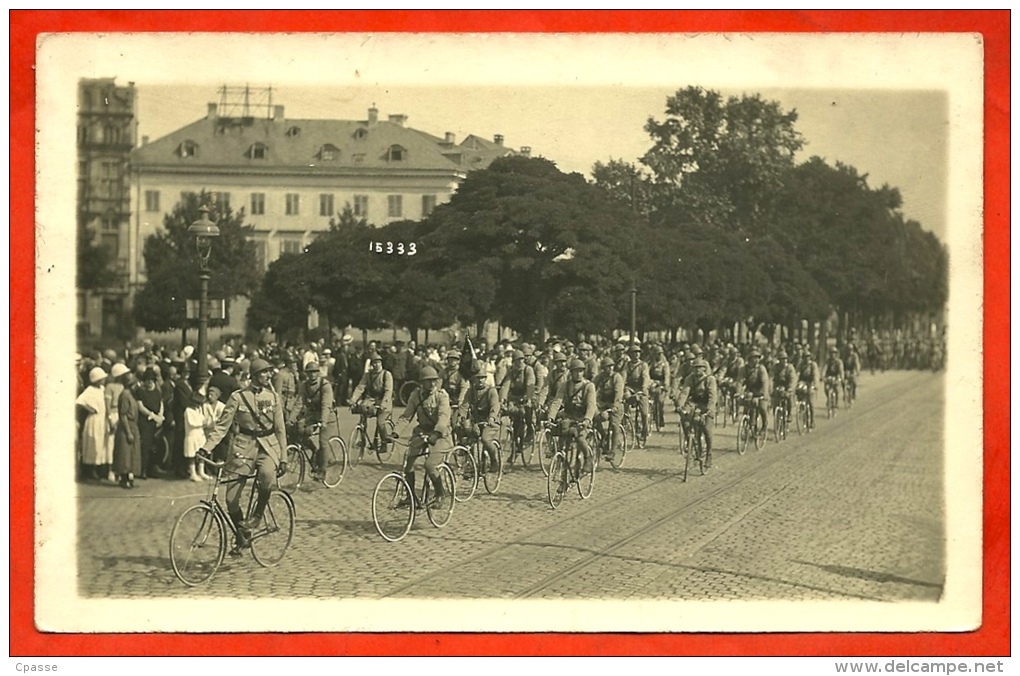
xmin=77 ymin=225 xmax=119 ymax=290
xmin=420 ymin=156 xmax=637 ymax=339
xmin=641 ymin=86 xmax=804 ymax=232
xmin=245 ymin=253 xmax=312 ymax=338
xmin=133 ymin=190 xmax=260 ymax=334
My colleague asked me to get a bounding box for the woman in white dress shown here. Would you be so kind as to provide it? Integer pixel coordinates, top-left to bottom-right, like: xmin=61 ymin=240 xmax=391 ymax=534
xmin=75 ymin=367 xmax=108 ymax=481
xmin=183 ymin=390 xmax=208 ymax=482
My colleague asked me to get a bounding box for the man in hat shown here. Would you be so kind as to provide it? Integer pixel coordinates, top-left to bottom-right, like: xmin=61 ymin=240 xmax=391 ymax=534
xmin=200 ymin=358 xmax=287 ymax=547
xmin=647 ymin=344 xmax=671 ymax=430
xmin=771 ymin=350 xmax=798 ymax=425
xmin=675 ymin=358 xmax=718 ymax=468
xmin=823 ymin=346 xmax=845 ymax=410
xmin=273 ymin=353 xmax=300 ymax=429
xmin=593 ymin=355 xmax=625 ymax=462
xmin=350 ymin=353 xmax=394 ymax=448
xmin=332 ymin=334 xmax=354 ymax=405
xmin=624 ymin=344 xmax=651 ymax=448
xmin=499 ymin=349 xmax=536 ymax=457
xmin=441 ymin=349 xmax=468 ymax=431
xmin=134 ymin=368 xmax=165 ymax=479
xmin=547 ymin=359 xmax=597 ymax=480
xmin=296 ymin=358 xmax=336 ymax=480
xmin=397 ymin=366 xmax=451 ymax=506
xmin=458 ymin=360 xmax=502 ymax=475
xmin=737 ymin=348 xmax=771 ymax=436
xmin=542 ymin=351 xmax=569 ymax=419
xmin=524 ymin=344 xmax=547 ymax=417
xmin=578 ymin=342 xmax=599 ymax=382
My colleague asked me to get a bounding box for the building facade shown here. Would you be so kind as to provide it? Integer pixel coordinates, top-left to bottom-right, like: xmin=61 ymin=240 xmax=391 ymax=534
xmin=128 ymin=100 xmax=518 ymax=335
xmin=77 ymin=78 xmax=138 ymax=341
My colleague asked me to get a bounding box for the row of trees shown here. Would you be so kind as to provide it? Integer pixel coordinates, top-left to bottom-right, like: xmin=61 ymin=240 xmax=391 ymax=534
xmin=132 ymin=86 xmax=948 ymax=346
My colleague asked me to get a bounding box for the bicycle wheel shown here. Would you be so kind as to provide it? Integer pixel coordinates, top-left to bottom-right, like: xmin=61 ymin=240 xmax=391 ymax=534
xmin=652 ymin=397 xmax=663 ymax=433
xmin=844 ymin=384 xmax=854 ymax=409
xmin=376 ymin=419 xmax=396 ymax=463
xmin=519 ymin=425 xmax=535 ymax=468
xmin=795 ymin=403 xmax=805 ymax=435
xmin=608 ymin=426 xmax=627 ymax=469
xmin=425 ymin=464 xmax=456 ymax=528
xmin=169 ymin=503 xmax=226 ymax=586
xmin=826 ymin=391 xmax=836 ymax=419
xmin=754 ymin=414 xmax=766 ymax=451
xmin=155 ymin=432 xmax=173 ymax=474
xmin=697 ymin=428 xmax=710 ymax=475
xmin=577 ymin=447 xmax=595 ymax=500
xmin=399 ymin=381 xmax=418 ymax=407
xmin=538 ymin=428 xmax=555 ymax=477
xmin=547 ymin=452 xmax=568 ymax=509
xmin=372 ymin=473 xmax=414 ymax=542
xmin=482 ymin=440 xmax=503 ymax=494
xmin=621 ymin=414 xmax=636 ymax=452
xmin=448 ymin=445 xmax=477 ymax=502
xmin=736 ymin=415 xmax=750 ymax=455
xmin=250 ymin=491 xmax=296 ymax=567
xmin=348 ymin=426 xmax=367 ymax=468
xmin=279 ymin=444 xmax=305 ymax=491
xmin=773 ymin=407 xmax=783 ymax=443
xmin=321 ymin=436 xmax=347 ymax=488
xmin=681 ymin=428 xmax=692 ymax=482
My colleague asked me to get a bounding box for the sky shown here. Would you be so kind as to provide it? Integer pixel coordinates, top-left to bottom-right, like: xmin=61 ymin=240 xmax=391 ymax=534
xmin=136 ymin=82 xmax=949 ymax=238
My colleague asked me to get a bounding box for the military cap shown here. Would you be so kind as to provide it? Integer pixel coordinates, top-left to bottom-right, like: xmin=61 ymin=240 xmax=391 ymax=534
xmin=568 ymin=358 xmax=586 ymax=371
xmin=553 ymin=351 xmax=568 ymax=362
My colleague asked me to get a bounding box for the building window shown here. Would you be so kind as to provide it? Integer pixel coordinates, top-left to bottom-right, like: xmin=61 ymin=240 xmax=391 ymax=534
xmin=352 ymin=153 xmax=365 ymax=164
xmin=103 ymin=125 xmax=120 ymax=145
xmin=354 ymin=128 xmax=368 ymax=140
xmin=215 ymin=192 xmax=231 ymax=213
xmin=254 ymin=239 xmax=268 ymax=271
xmin=285 ymin=193 xmax=300 ymax=216
xmin=100 ymin=218 xmax=119 ymax=258
xmin=387 ymin=195 xmax=403 ymax=218
xmin=286 ymin=126 xmax=301 ymax=137
xmin=248 ymin=143 xmax=268 ymax=160
xmin=280 ymin=237 xmax=303 ymax=256
xmin=387 ymin=145 xmax=406 ymax=162
xmin=320 ymin=144 xmax=339 ymax=161
xmin=179 ymin=140 xmax=198 ymax=158
xmin=251 ymin=193 xmax=265 ymax=215
xmin=422 ymin=194 xmax=437 ymax=217
xmin=144 ymin=190 xmax=160 ymax=212
xmin=319 ymin=194 xmax=334 ymax=217
xmin=353 ymin=195 xmax=369 ymax=218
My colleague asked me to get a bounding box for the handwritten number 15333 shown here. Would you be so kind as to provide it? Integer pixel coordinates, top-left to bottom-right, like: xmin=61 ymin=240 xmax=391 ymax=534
xmin=369 ymin=241 xmax=417 ymax=256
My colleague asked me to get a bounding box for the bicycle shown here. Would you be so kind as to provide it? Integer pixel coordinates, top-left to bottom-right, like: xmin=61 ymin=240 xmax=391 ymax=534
xmin=449 ymin=420 xmax=502 ymax=501
xmin=624 ymin=388 xmax=649 ymax=449
xmin=679 ymin=408 xmax=709 ymax=482
xmin=371 ymin=432 xmax=456 ymax=542
xmin=843 ymin=376 xmax=857 ymax=409
xmin=349 ymin=404 xmax=396 ymax=467
xmin=772 ymin=390 xmax=792 ymax=443
xmin=824 ymin=377 xmax=840 ymax=419
xmin=398 ymin=380 xmax=418 ymax=408
xmin=280 ymin=419 xmax=348 ymax=490
xmin=546 ymin=420 xmax=595 ymax=509
xmin=593 ymin=408 xmax=627 ymax=469
xmin=503 ymin=403 xmax=535 ymax=469
xmin=795 ymin=383 xmax=815 ymax=434
xmin=169 ymin=450 xmax=296 ymax=586
xmin=650 ymin=382 xmax=667 ymax=433
xmin=736 ymin=394 xmax=767 ymax=454
xmin=536 ymin=418 xmax=558 ymax=477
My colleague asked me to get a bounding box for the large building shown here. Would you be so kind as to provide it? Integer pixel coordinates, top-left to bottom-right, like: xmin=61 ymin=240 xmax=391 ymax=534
xmin=77 ymin=77 xmax=138 ymax=340
xmin=127 ymin=93 xmax=524 ymax=335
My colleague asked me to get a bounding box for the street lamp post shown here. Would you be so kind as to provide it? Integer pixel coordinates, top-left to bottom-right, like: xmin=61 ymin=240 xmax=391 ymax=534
xmin=188 ymin=206 xmax=220 ymax=391
xmin=630 ymin=282 xmax=637 ymax=349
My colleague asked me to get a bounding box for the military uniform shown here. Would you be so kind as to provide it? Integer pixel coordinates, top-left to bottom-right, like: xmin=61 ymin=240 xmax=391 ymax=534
xmin=202 ymin=378 xmax=287 ymax=527
xmin=297 ymin=373 xmax=336 ymax=472
xmin=399 ymin=382 xmax=452 ymax=497
xmin=547 ymin=367 xmax=598 ymax=463
xmin=351 ymin=366 xmax=394 ymax=443
xmin=594 ymin=365 xmax=625 ymax=457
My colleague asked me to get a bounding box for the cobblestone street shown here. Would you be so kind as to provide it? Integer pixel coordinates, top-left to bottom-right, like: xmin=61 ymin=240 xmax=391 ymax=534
xmin=76 ymin=370 xmax=945 ymax=606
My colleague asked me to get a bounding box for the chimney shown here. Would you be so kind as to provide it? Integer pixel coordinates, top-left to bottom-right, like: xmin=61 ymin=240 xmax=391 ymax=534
xmin=520 ymin=146 xmax=531 ymax=158
xmin=494 ymin=134 xmax=504 ymax=146
xmin=368 ymin=105 xmax=378 ymax=124
xmin=142 ymin=135 xmax=149 ymax=146
xmin=207 ymin=103 xmax=218 ymax=119
xmin=444 ymin=132 xmax=456 ymax=144
xmin=274 ymin=105 xmax=285 ymax=121
xmin=388 ymin=114 xmax=407 ymax=127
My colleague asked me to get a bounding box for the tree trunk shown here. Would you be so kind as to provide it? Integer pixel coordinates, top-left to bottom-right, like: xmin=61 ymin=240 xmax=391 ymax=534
xmin=181 ymin=326 xmax=188 ymax=349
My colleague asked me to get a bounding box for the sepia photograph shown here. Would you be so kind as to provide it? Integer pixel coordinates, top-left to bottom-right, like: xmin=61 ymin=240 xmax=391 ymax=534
xmin=29 ymin=24 xmax=988 ymax=641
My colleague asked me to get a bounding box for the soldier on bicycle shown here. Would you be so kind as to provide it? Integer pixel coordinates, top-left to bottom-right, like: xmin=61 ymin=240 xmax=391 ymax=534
xmin=200 ymin=358 xmax=287 ymax=549
xmin=771 ymin=350 xmax=798 ymax=422
xmin=593 ymin=355 xmax=624 ymax=462
xmin=459 ymin=360 xmax=502 ymax=474
xmin=350 ymin=353 xmax=394 ymax=449
xmin=547 ymin=359 xmax=597 ymax=475
xmin=623 ymin=344 xmax=651 ymax=448
xmin=296 ymin=359 xmax=335 ymax=481
xmin=647 ymin=344 xmax=671 ymax=427
xmin=824 ymin=346 xmax=845 ymax=407
xmin=499 ymin=349 xmax=536 ymax=445
xmin=675 ymin=358 xmax=718 ymax=468
xmin=442 ymin=349 xmax=468 ymax=431
xmin=796 ymin=347 xmax=820 ymax=429
xmin=736 ymin=348 xmax=771 ymax=436
xmin=397 ymin=366 xmax=451 ymax=506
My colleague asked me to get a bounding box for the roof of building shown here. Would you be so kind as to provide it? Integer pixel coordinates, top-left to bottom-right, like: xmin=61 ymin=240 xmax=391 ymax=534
xmin=131 ymin=108 xmax=518 ymax=175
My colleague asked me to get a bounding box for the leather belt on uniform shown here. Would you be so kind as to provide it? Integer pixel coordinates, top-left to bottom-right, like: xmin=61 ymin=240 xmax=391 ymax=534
xmin=238 ymin=427 xmax=275 ymax=438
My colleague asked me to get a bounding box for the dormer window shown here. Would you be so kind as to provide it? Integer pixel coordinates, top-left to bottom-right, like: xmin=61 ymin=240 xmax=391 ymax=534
xmin=248 ymin=143 xmax=268 ymax=160
xmin=354 ymin=128 xmax=368 ymax=140
xmin=179 ymin=140 xmax=199 ymax=158
xmin=387 ymin=145 xmax=406 ymax=162
xmin=319 ymin=144 xmax=340 ymax=162
xmin=285 ymin=126 xmax=301 ymax=137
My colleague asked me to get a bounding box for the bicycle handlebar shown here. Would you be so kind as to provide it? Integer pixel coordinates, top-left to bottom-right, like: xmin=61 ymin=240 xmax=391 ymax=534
xmin=195 ymin=449 xmax=225 ymax=469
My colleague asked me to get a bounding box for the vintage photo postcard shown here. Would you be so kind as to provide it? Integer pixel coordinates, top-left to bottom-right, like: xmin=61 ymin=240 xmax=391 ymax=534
xmin=33 ymin=29 xmax=984 ymax=636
